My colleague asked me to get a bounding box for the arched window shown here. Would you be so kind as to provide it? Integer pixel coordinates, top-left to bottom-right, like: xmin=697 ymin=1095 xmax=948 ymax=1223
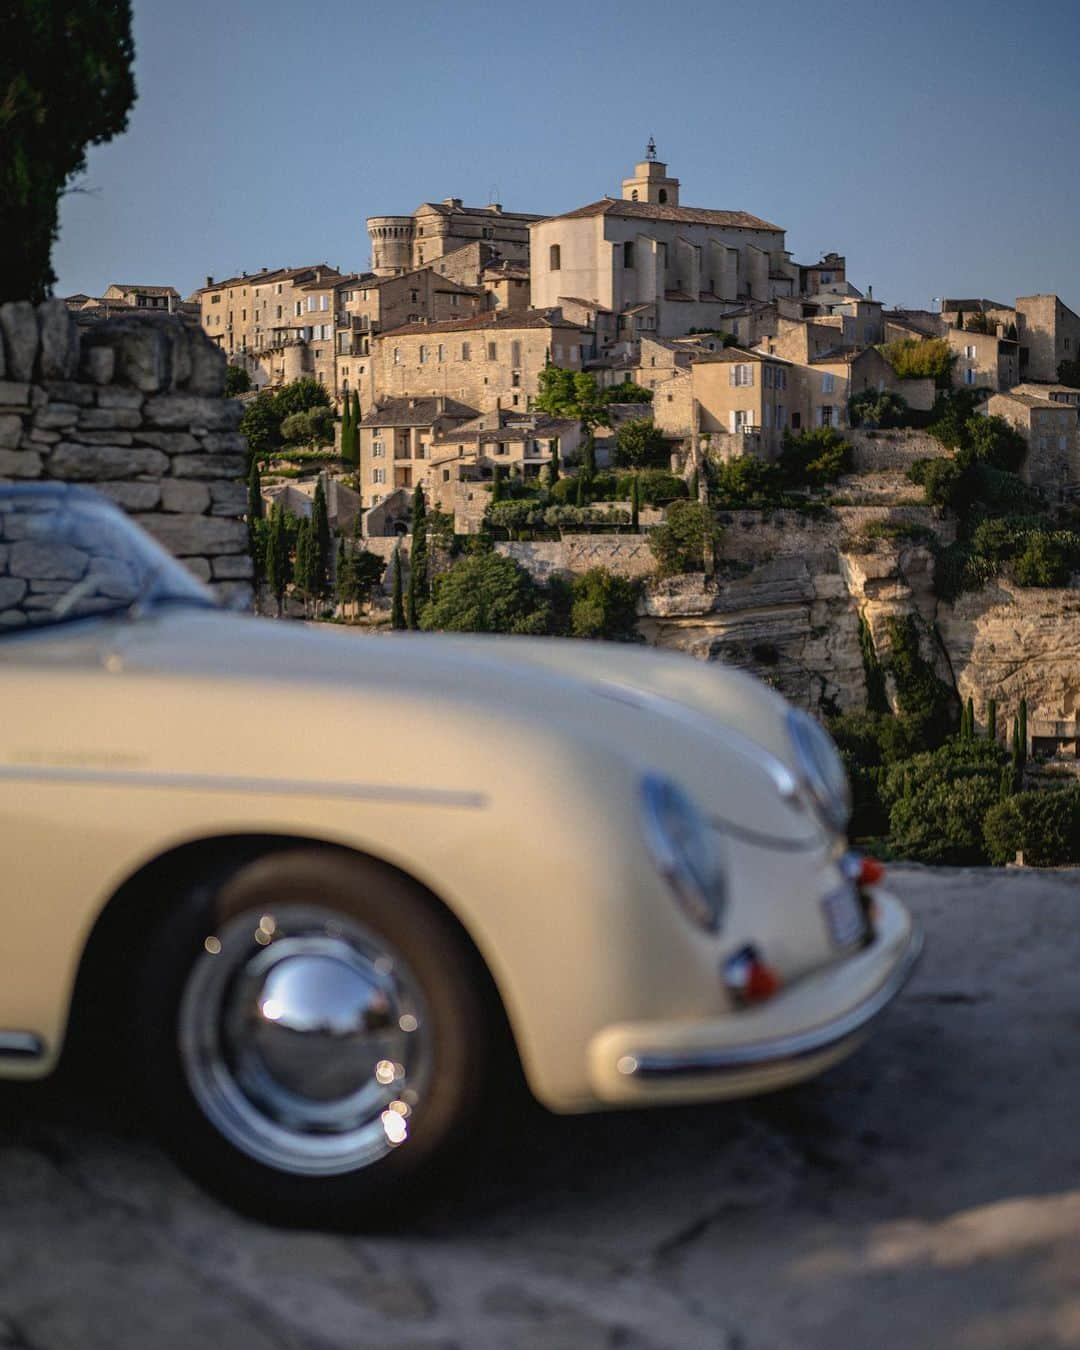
xmin=549 ymin=244 xmax=561 ymax=271
xmin=631 ymin=190 xmax=638 ymax=201
xmin=658 ymin=189 xmax=668 ymax=204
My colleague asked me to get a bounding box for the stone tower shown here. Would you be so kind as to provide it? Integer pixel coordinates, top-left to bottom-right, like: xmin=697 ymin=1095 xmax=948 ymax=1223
xmin=367 ymin=215 xmax=415 ymax=277
xmin=620 ymin=139 xmax=680 ymax=207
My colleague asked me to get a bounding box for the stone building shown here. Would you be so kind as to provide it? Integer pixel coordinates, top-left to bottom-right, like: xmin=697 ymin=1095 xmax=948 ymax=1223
xmin=194 ymin=265 xmax=343 ymax=369
xmin=357 ymin=396 xmax=478 ymax=505
xmin=367 ymin=199 xmax=544 ymax=278
xmin=371 ymin=309 xmax=596 ymax=415
xmin=529 ymin=146 xmax=791 ymax=338
xmin=1015 ymin=294 xmax=1080 ymax=384
xmin=947 ymin=327 xmax=1019 ymax=392
xmin=985 ymin=391 xmax=1079 ymax=493
xmin=939 ymin=298 xmax=1017 ymax=335
xmin=796 ymin=252 xmax=849 ymax=296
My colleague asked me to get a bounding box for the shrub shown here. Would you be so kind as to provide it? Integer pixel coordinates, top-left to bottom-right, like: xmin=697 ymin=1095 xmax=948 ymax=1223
xmin=880 ymin=739 xmax=1006 ymax=864
xmin=602 ymin=380 xmax=653 ymax=405
xmin=420 ymin=551 xmax=551 ymax=634
xmin=273 ymin=377 xmax=332 ymax=419
xmin=779 ymin=427 xmax=852 ymax=490
xmin=983 ymin=787 xmax=1080 ymax=866
xmin=648 ymin=501 xmax=720 ymax=576
xmin=957 ymin=415 xmax=1027 ymax=474
xmin=567 ymin=568 xmax=641 ymax=640
xmin=225 ymin=365 xmax=252 ymax=397
xmin=1013 ymin=531 xmax=1075 ymax=587
xmin=711 ymin=455 xmax=784 ymax=506
xmin=848 ymin=389 xmax=909 ymax=429
xmin=614 ymin=418 xmax=669 ymax=467
xmin=884 ymin=616 xmax=957 ymax=748
xmin=280 ymin=407 xmax=334 ymax=448
xmin=615 ymin=469 xmax=688 ymax=506
xmin=882 ymin=338 xmax=956 ymax=385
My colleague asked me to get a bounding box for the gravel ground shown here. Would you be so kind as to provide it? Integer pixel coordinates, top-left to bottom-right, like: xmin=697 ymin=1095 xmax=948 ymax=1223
xmin=1 ymin=866 xmax=1078 ymax=1350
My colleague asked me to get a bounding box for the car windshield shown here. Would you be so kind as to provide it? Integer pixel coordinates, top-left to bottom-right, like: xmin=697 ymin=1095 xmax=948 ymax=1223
xmin=0 ymin=485 xmax=218 ymax=635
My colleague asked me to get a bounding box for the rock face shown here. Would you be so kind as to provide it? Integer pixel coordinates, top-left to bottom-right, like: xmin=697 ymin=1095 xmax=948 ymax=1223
xmin=0 ymin=303 xmax=249 ymax=606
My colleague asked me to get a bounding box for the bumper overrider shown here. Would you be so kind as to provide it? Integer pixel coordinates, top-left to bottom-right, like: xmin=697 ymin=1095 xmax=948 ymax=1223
xmin=588 ymin=889 xmax=921 ymax=1106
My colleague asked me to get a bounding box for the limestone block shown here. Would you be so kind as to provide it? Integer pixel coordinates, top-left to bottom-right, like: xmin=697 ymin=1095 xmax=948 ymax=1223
xmin=47 ymin=442 xmax=169 ymax=481
xmin=123 ymin=327 xmax=173 ymax=392
xmin=208 ymin=480 xmax=247 ymax=515
xmin=78 ymin=407 xmax=143 ymax=431
xmin=0 ymin=302 xmax=39 ymax=382
xmin=133 ymin=513 xmax=248 ymax=556
xmin=26 ymin=429 xmax=60 ymax=445
xmin=0 ymin=577 xmax=28 ymax=608
xmin=0 ymin=382 xmax=32 ymax=410
xmin=9 ymin=540 xmax=87 ymax=580
xmin=38 ymin=300 xmax=79 ymax=379
xmin=170 ymin=453 xmax=246 ymax=480
xmin=213 ymin=580 xmax=253 ymax=609
xmin=41 ymin=380 xmax=94 ymax=406
xmin=169 ymin=329 xmax=193 ymax=389
xmin=0 ymin=416 xmax=21 ymax=450
xmin=83 ymin=346 xmax=115 ymax=385
xmin=134 ymin=430 xmax=198 ymax=453
xmin=70 ymin=430 xmax=134 ymax=446
xmin=144 ymin=394 xmax=242 ymax=430
xmin=0 ymin=544 xmax=7 ymax=571
xmin=0 ymin=449 xmax=42 ymax=478
xmin=212 ymin=554 xmax=254 ymax=580
xmin=96 ymin=387 xmax=144 ymax=410
xmin=94 ymin=481 xmax=162 ymax=511
xmin=160 ymin=480 xmax=210 ymax=513
xmin=199 ymin=431 xmax=246 ymax=453
xmin=184 ymin=557 xmax=213 ymax=581
xmin=0 ymin=611 xmax=27 ymax=627
xmin=34 ymin=404 xmax=80 ymax=430
xmin=187 ymin=334 xmax=227 ymax=396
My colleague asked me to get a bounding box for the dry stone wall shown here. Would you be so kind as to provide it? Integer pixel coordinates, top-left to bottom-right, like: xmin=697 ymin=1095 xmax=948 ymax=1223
xmin=0 ymin=301 xmax=251 ymax=605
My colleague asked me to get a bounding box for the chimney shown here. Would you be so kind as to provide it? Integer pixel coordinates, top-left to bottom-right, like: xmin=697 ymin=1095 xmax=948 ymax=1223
xmin=206 ymin=275 xmax=214 ymax=288
xmin=436 ymin=395 xmax=445 ymax=412
xmin=316 ymin=267 xmax=323 ymax=282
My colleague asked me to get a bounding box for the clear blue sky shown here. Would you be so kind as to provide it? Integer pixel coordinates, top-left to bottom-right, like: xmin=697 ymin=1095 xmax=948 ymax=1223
xmin=54 ymin=0 xmax=1080 ymax=311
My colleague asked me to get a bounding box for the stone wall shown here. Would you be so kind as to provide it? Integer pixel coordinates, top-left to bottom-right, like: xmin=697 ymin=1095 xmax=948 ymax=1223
xmin=847 ymin=428 xmax=949 ymax=471
xmin=0 ymin=301 xmax=251 ymax=605
xmin=496 ymin=535 xmax=659 ymax=580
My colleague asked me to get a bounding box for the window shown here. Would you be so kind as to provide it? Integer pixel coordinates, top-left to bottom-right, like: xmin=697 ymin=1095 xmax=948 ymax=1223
xmin=732 ymin=410 xmax=754 ymax=432
xmin=276 ymin=305 xmax=282 ymax=320
xmin=623 ymin=242 xmax=635 ymax=269
xmin=437 ymin=344 xmax=445 ymax=362
xmin=372 ymin=438 xmax=384 ymax=456
xmin=1066 ymin=338 xmax=1072 ymax=351
xmin=1059 ymin=435 xmax=1068 ymax=451
xmin=461 ymin=341 xmax=471 ymax=361
xmin=964 ymin=368 xmax=976 ymax=385
xmin=392 ymin=347 xmax=401 ymax=365
xmin=658 ymin=188 xmax=668 ymax=204
xmin=965 ymin=345 xmax=977 ymax=359
xmin=511 ymin=340 xmax=521 ymax=367
xmin=820 ymin=272 xmax=833 ymax=285
xmin=550 ymin=244 xmax=561 ymax=270
xmin=822 ymin=373 xmax=836 ymax=393
xmin=482 ymin=227 xmax=493 ymax=239
xmin=820 ymin=405 xmax=834 ymax=426
xmin=307 ymin=297 xmax=316 ymax=312
xmin=443 ymin=469 xmax=451 ymax=481
xmin=295 ymin=302 xmax=302 ymax=316
xmin=275 ymin=284 xmax=283 ymax=295
xmin=419 ymin=345 xmax=428 ymax=364
xmin=450 ymin=293 xmax=458 ymax=307
xmin=211 ymin=294 xmax=221 ymax=304
xmin=729 ymin=364 xmax=754 ymax=387
xmin=631 ymin=190 xmax=638 ymax=201
xmin=487 ymin=342 xmax=496 ymax=360
xmin=410 ymin=290 xmax=419 ymax=303
xmin=776 ymin=368 xmax=787 ymax=390
xmin=372 ymin=468 xmax=386 ymax=483
xmin=763 ymin=366 xmax=774 ymax=389
xmin=776 ymin=404 xmax=785 ymax=427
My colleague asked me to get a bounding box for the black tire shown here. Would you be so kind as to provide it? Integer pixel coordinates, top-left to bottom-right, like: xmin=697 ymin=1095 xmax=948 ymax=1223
xmin=136 ymin=847 xmax=496 ymax=1228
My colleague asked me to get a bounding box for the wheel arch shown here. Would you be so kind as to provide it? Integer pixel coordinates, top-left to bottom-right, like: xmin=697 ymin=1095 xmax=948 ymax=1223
xmin=63 ymin=832 xmax=524 ymax=1086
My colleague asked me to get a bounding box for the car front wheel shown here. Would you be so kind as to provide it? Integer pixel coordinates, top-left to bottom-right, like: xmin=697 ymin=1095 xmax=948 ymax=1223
xmin=137 ymin=848 xmax=496 ymax=1227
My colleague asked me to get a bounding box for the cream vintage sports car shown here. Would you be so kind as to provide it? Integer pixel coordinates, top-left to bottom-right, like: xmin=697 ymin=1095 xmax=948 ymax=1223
xmin=0 ymin=483 xmax=921 ymax=1225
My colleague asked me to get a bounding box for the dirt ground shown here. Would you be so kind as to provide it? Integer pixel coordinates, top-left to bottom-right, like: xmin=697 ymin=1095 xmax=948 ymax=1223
xmin=1 ymin=865 xmax=1078 ymax=1350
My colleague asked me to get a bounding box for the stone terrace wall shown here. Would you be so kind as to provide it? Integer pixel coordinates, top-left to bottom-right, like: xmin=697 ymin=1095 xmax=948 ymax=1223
xmin=0 ymin=301 xmax=251 ymax=605
xmin=848 ymin=428 xmax=949 ymax=472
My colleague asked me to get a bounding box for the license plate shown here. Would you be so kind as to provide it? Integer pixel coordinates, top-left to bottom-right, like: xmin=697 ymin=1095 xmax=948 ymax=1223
xmin=822 ymin=884 xmax=866 ymax=950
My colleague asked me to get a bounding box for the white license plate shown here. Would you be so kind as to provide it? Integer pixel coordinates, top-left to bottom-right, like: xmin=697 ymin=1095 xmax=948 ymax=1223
xmin=822 ymin=884 xmax=866 ymax=950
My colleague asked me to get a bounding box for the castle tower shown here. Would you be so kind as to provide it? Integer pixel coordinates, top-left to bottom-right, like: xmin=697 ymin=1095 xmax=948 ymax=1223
xmin=367 ymin=215 xmax=415 ymax=276
xmin=621 ymin=138 xmax=680 ymax=207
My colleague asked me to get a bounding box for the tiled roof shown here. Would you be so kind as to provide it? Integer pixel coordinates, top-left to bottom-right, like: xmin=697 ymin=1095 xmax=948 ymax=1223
xmin=992 ymin=391 xmax=1065 ymax=409
xmin=418 ymin=202 xmax=544 ymax=221
xmin=539 ymin=197 xmax=783 ymax=232
xmin=193 ymin=265 xmax=342 ymax=294
xmin=358 ymin=397 xmax=478 ymax=428
xmin=377 ymin=308 xmax=584 ymax=339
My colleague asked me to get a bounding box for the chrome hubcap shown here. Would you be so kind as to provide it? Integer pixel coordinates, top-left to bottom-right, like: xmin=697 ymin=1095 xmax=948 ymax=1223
xmin=178 ymin=905 xmax=430 ymax=1176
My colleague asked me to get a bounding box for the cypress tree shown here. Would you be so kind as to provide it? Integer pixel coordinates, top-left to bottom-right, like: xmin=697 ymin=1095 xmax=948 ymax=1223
xmin=549 ymin=438 xmax=560 ymax=485
xmin=955 ymin=310 xmax=964 ymax=330
xmin=340 ymin=397 xmax=352 ymax=464
xmin=410 ymin=483 xmax=429 ymax=602
xmin=999 ymin=764 xmax=1014 ymax=803
xmin=631 ymin=473 xmax=640 ymax=530
xmin=958 ymin=702 xmax=968 ymax=740
xmin=266 ymin=505 xmax=289 ymax=616
xmin=391 ymin=546 xmax=406 ymax=630
xmin=1011 ymin=716 xmax=1023 ymax=787
xmin=492 ymin=463 xmax=504 ymax=503
xmin=312 ymin=478 xmax=332 ymax=600
xmin=689 ymin=468 xmax=699 ymax=501
xmin=293 ymin=518 xmax=312 ymax=614
xmin=987 ymin=698 xmax=997 ymax=741
xmin=247 ymin=460 xmax=264 ymax=588
xmin=350 ymin=391 xmax=362 ymax=467
xmin=1019 ymin=698 xmax=1028 ymax=761
xmin=582 ymin=432 xmax=596 ymax=481
xmin=576 ymin=473 xmax=586 ymax=507
xmin=966 ymin=697 xmax=975 ymax=739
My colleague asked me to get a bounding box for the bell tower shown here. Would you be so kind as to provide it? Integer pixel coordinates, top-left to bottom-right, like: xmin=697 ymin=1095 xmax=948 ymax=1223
xmin=621 ymin=138 xmax=680 ymax=206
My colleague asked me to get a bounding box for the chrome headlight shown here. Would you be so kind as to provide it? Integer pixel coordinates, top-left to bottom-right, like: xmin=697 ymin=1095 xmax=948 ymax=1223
xmin=786 ymin=708 xmax=851 ymax=834
xmin=640 ymin=774 xmax=726 ymax=932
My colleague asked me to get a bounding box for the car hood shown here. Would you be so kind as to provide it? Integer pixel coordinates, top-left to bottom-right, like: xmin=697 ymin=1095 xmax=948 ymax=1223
xmin=92 ymin=609 xmax=826 ymax=845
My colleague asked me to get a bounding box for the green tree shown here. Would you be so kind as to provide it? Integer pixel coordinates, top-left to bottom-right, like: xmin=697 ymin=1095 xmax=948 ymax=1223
xmin=614 ymin=417 xmax=667 ymax=467
xmin=246 ymin=460 xmax=263 ymax=584
xmin=689 ymin=468 xmax=699 ymax=501
xmin=1019 ymin=698 xmax=1028 ymax=757
xmin=648 ymin=501 xmax=720 ymax=577
xmin=390 ymin=546 xmax=406 ymax=629
xmin=311 ymin=478 xmax=332 ymax=599
xmin=273 ymin=377 xmax=331 ymax=420
xmin=881 ymin=338 xmax=956 ymax=386
xmin=224 ymin=364 xmax=252 ymax=397
xmin=601 ymin=379 xmax=654 ymax=406
xmin=1 ymin=0 xmax=136 ymax=302
xmin=984 ymin=787 xmax=1080 ymax=866
xmin=265 ymin=504 xmax=290 ymax=616
xmin=292 ymin=518 xmax=314 ymax=612
xmin=581 ymin=431 xmax=597 ymax=481
xmin=987 ymin=698 xmax=997 ymax=741
xmin=568 ymin=568 xmax=640 ymax=640
xmin=280 ymin=407 xmax=334 ymax=449
xmin=966 ymin=697 xmax=975 ymax=739
xmin=420 ymin=551 xmax=550 ymax=634
xmin=712 ymin=455 xmax=783 ymax=506
xmin=334 ymin=537 xmax=348 ymax=611
xmin=340 ymin=396 xmax=353 ymax=465
xmin=575 ymin=473 xmax=586 ymax=507
xmin=630 ymin=474 xmax=640 ymax=530
xmin=847 ymin=388 xmax=909 ymax=429
xmin=491 ymin=463 xmax=504 ymax=503
xmin=1014 ymin=532 xmax=1072 ymax=587
xmin=239 ymin=392 xmax=281 ymax=464
xmin=779 ymin=427 xmax=852 ymax=490
xmin=548 ymin=440 xmax=560 ymax=485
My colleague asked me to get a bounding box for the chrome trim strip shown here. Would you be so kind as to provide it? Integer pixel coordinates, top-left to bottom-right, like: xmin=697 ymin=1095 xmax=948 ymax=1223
xmin=0 ymin=763 xmax=486 ymax=810
xmin=0 ymin=1032 xmax=45 ymax=1059
xmin=621 ymin=924 xmax=923 ymax=1079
